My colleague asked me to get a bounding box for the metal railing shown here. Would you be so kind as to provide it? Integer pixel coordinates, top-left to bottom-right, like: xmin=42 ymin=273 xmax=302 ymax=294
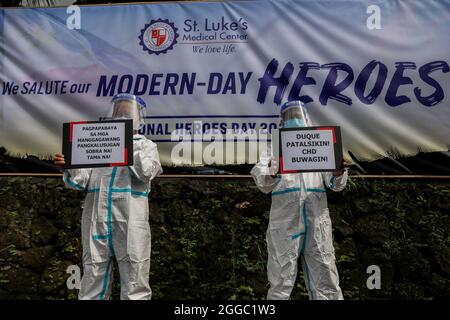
xmin=1 ymin=173 xmax=450 ymax=179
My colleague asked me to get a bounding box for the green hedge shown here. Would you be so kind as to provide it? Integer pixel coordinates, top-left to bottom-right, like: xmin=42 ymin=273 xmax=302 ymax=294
xmin=0 ymin=177 xmax=449 ymax=299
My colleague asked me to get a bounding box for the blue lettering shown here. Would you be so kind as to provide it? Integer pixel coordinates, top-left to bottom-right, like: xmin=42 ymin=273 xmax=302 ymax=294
xmin=118 ymin=74 xmax=133 ymax=94
xmin=414 ymin=61 xmax=449 ymax=107
xmin=97 ymin=75 xmax=117 ymax=96
xmin=163 ymin=73 xmax=179 ymax=95
xmin=239 ymin=72 xmax=252 ymax=94
xmin=134 ymin=74 xmax=149 ymax=95
xmin=149 ymin=74 xmax=163 ymax=95
xmin=288 ymin=62 xmax=320 ymax=104
xmin=320 ymin=63 xmax=354 ymax=106
xmin=222 ymin=72 xmax=236 ymax=94
xmin=355 ymin=60 xmax=387 ymax=104
xmin=207 ymin=73 xmax=222 ymax=94
xmin=385 ymin=62 xmax=416 ymax=107
xmin=180 ymin=73 xmax=195 ymax=95
xmin=257 ymin=58 xmax=294 ymax=105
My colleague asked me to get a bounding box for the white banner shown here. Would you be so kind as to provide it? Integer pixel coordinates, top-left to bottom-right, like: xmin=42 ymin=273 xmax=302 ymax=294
xmin=1 ymin=0 xmax=449 ymax=166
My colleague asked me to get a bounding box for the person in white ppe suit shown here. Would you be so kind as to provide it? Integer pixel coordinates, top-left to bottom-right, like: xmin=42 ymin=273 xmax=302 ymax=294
xmin=54 ymin=93 xmax=162 ymax=300
xmin=251 ymin=100 xmax=348 ymax=300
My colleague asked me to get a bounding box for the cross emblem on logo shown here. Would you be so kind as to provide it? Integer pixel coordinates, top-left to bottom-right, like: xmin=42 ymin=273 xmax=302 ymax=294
xmin=139 ymin=19 xmax=178 ymax=55
xmin=151 ymin=28 xmax=167 ymax=47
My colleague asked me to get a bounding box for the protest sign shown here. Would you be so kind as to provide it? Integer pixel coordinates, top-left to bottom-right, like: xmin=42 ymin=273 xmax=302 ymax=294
xmin=62 ymin=120 xmax=133 ymax=169
xmin=279 ymin=126 xmax=342 ymax=173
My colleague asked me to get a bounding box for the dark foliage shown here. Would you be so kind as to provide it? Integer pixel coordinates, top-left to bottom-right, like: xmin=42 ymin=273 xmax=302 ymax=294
xmin=0 ymin=177 xmax=449 ymax=299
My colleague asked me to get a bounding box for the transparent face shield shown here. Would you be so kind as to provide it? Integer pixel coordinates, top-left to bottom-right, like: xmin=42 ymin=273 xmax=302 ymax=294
xmin=280 ymin=104 xmax=309 ymax=128
xmin=105 ymin=99 xmax=146 ymax=130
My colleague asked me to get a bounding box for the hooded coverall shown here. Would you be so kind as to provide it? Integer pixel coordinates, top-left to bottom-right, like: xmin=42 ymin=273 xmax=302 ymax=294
xmin=63 ymin=134 xmax=162 ymax=300
xmin=251 ymin=161 xmax=347 ymax=300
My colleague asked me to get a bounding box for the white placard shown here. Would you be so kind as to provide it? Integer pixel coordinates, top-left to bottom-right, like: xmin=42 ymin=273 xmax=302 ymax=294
xmin=280 ymin=128 xmax=337 ymax=171
xmin=71 ymin=122 xmax=126 ymax=165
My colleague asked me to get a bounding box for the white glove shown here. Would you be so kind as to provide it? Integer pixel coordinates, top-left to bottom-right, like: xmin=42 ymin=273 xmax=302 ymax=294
xmin=269 ymin=159 xmax=279 ymax=176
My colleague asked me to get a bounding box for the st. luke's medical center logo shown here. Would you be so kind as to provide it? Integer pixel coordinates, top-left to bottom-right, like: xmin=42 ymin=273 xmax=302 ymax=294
xmin=139 ymin=19 xmax=179 ymax=55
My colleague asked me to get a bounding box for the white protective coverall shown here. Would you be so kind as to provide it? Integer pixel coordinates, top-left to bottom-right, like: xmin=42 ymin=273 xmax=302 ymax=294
xmin=63 ymin=134 xmax=162 ymax=300
xmin=251 ymin=153 xmax=347 ymax=300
